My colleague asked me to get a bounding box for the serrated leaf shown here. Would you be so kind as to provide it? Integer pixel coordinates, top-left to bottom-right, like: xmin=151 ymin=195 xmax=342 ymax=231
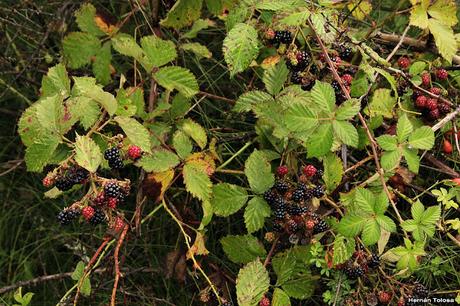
xmin=410 ymin=2 xmax=429 ymax=29
xmin=211 ymin=183 xmax=248 ymax=216
xmin=272 ymin=288 xmax=291 ymax=306
xmin=263 ymin=59 xmax=289 ymax=95
xmin=35 ymin=95 xmax=64 ymax=134
xmin=75 ymin=3 xmax=105 ymax=36
xmin=311 ymin=81 xmax=335 ymax=113
xmin=280 ymin=10 xmax=310 ymax=26
xmin=111 ymin=33 xmax=147 ymax=66
xmin=427 ymin=0 xmax=458 ymax=27
xmin=178 ymin=119 xmax=207 ymax=149
xmin=409 ymin=61 xmax=426 ymax=75
xmin=397 ymin=114 xmax=413 ymax=142
xmin=411 ymin=200 xmax=425 ymax=221
xmin=256 ymin=0 xmax=304 ymax=11
xmin=281 ymin=273 xmax=315 ymax=300
xmin=381 ymin=150 xmax=402 ymax=171
xmin=284 ymin=103 xmax=318 ymax=132
xmin=25 ymin=135 xmax=60 ymax=172
xmin=223 ymin=23 xmax=260 ymax=77
xmin=338 ymin=214 xmax=365 ymax=237
xmin=18 ymin=104 xmax=43 ymax=147
xmin=137 ymin=149 xmax=179 ymax=172
xmin=173 ymin=131 xmax=193 ymax=159
xmin=114 ymin=116 xmax=152 ymax=153
xmin=141 ymin=35 xmax=177 ymax=69
xmin=160 ymin=0 xmax=203 ymax=29
xmin=245 ymin=150 xmax=275 ymax=194
xmin=428 ymin=18 xmax=457 ymax=63
xmin=323 ymin=152 xmax=343 ymax=192
xmin=408 ymin=126 xmax=435 ymax=149
xmin=74 ymin=135 xmax=102 ymax=173
xmin=306 ymin=123 xmax=333 ymax=158
xmin=186 ymin=232 xmax=209 ymax=259
xmin=183 ymin=162 xmax=212 ymax=201
xmin=236 ymin=260 xmax=270 ymax=306
xmin=93 ymin=42 xmax=112 ymax=85
xmin=335 ymin=99 xmax=360 ymax=120
xmin=333 ymin=235 xmax=355 ymax=265
xmin=347 ymin=0 xmax=372 ymax=20
xmin=154 ymin=66 xmax=199 ymax=98
xmin=41 ymin=63 xmax=70 ymax=98
xmin=182 ymin=19 xmax=213 ymax=39
xmin=376 ymin=135 xmax=398 ymax=151
xmin=376 ymin=215 xmax=396 ymax=232
xmin=332 ymin=120 xmax=358 ymax=147
xmin=234 ymin=90 xmax=274 ymax=113
xmin=181 ymin=42 xmax=212 ymax=58
xmin=221 ymin=235 xmax=266 ymax=264
xmin=244 ymin=197 xmax=271 ymax=233
xmin=403 ymin=147 xmax=420 ymax=173
xmin=365 ymin=88 xmax=396 ymax=118
xmin=421 ymin=205 xmax=441 ymax=225
xmin=354 ymin=187 xmax=375 ymax=214
xmin=73 ymin=77 xmax=117 ymax=115
xmin=362 ymin=219 xmax=381 ymax=246
xmin=62 ymin=32 xmax=100 ymax=69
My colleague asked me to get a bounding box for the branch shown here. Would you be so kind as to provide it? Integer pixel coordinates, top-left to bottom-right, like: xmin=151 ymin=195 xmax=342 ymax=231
xmin=111 ymin=225 xmax=129 ymax=306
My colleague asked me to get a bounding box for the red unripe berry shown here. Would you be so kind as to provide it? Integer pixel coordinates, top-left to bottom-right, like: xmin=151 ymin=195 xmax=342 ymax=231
xmin=112 ymin=217 xmax=125 ymax=232
xmin=302 ymin=164 xmax=317 ymax=177
xmin=128 ymin=145 xmax=142 ymax=160
xmin=421 ymin=73 xmax=431 ymax=87
xmin=265 ymin=29 xmax=275 ymax=40
xmin=107 ymin=197 xmax=118 ymax=209
xmin=306 ymin=219 xmax=316 ymax=230
xmin=429 ymin=87 xmax=441 ymax=95
xmin=82 ymin=206 xmax=95 ymax=220
xmin=397 ymin=57 xmax=410 ymax=69
xmin=429 ymin=108 xmax=440 ymax=120
xmin=93 ymin=192 xmax=105 ymax=206
xmin=415 ymin=95 xmax=427 ymax=109
xmin=276 ymin=165 xmax=289 ymax=177
xmin=436 ymin=68 xmax=448 ymax=80
xmin=259 ymin=296 xmax=271 ymax=306
xmin=332 ymin=56 xmax=341 ymax=66
xmin=452 ymin=178 xmax=460 ymax=186
xmin=42 ymin=177 xmax=53 ymax=188
xmin=378 ymin=291 xmax=392 ymax=304
xmin=443 ymin=139 xmax=453 ymax=154
xmin=341 ymin=74 xmax=353 ymax=86
xmin=426 ymin=98 xmax=438 ymax=110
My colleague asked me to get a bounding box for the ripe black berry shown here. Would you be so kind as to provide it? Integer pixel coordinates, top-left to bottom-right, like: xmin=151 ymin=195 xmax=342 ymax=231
xmin=263 ymin=190 xmax=277 ymax=206
xmin=312 ymin=185 xmax=325 ymax=198
xmin=273 ymin=222 xmax=284 ymax=233
xmin=344 ymin=264 xmax=364 ymax=279
xmin=339 ymin=45 xmax=353 ymax=60
xmin=55 ymin=176 xmax=74 ymax=191
xmin=104 ymin=147 xmax=120 ymax=161
xmin=273 ymin=30 xmax=292 ymax=44
xmin=291 ymin=71 xmax=303 ymax=84
xmin=367 ymin=253 xmax=380 ymax=269
xmin=57 ymin=209 xmax=80 ymax=225
xmin=104 ymin=182 xmax=122 ymax=198
xmin=287 ymin=219 xmax=299 ymax=233
xmin=413 ymin=283 xmax=429 ymax=298
xmin=292 ymin=188 xmax=304 ymax=202
xmin=303 ymin=189 xmax=314 ymax=200
xmin=298 ymin=183 xmax=308 ymax=191
xmin=89 ymin=208 xmax=105 ymax=225
xmin=313 ymin=219 xmax=328 ymax=234
xmin=274 ymin=207 xmax=286 ymax=220
xmin=108 ymin=157 xmax=124 ymax=169
xmin=288 ymin=204 xmax=302 ymax=216
xmin=331 ymin=80 xmax=341 ymax=94
xmin=274 ymin=180 xmax=289 ymax=194
xmin=296 ymin=50 xmax=311 ymax=66
xmin=68 ymin=167 xmax=89 ymax=184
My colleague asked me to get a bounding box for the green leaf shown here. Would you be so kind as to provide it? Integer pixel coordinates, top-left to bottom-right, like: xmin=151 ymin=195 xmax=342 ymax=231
xmin=338 ymin=214 xmax=365 ymax=237
xmin=183 ymin=162 xmax=212 ymax=201
xmin=362 ymin=219 xmax=381 ymax=246
xmin=411 ymin=200 xmax=425 ymax=221
xmin=374 ymin=67 xmax=398 ymax=96
xmin=332 ymin=120 xmax=358 ymax=147
xmin=256 ymin=0 xmax=304 ymax=11
xmin=350 ymin=73 xmax=369 ymax=97
xmin=221 ymin=235 xmax=266 ymax=264
xmin=111 ymin=33 xmax=145 ymax=61
xmin=263 ymin=60 xmax=289 ymax=95
xmin=306 ymin=123 xmax=333 ymax=158
xmin=137 ymin=149 xmax=180 ymax=172
xmin=323 ymin=152 xmax=343 ymax=192
xmin=18 ymin=104 xmax=43 ymax=147
xmin=311 ymin=81 xmax=335 ymax=113
xmin=381 ymin=150 xmax=402 ymax=171
xmin=428 ymin=18 xmax=457 ymax=63
xmin=72 ymin=77 xmax=118 ymax=115
xmin=71 ymin=261 xmax=85 ymax=280
xmin=365 ymin=88 xmax=396 ymax=118
xmin=25 ymin=135 xmax=60 ymax=172
xmin=93 ymin=42 xmax=112 ymax=85
xmin=71 ymin=97 xmax=100 ymax=130
xmin=397 ymin=114 xmax=414 ymax=143
xmin=160 ymin=0 xmax=203 ymax=29
xmin=236 ymin=260 xmax=270 ymax=306
xmin=421 ymin=205 xmax=441 ymax=225
xmin=272 ymin=288 xmax=291 ymax=306
xmin=75 ymin=3 xmax=105 ymax=36
xmin=178 ymin=119 xmax=207 ymax=149
xmin=244 ymin=197 xmax=271 ymax=233
xmin=223 ymin=23 xmax=260 ymax=77
xmin=377 ymin=135 xmax=398 ymax=151
xmin=335 ymin=99 xmax=360 ymax=120
xmin=74 ymin=135 xmax=102 ymax=173
xmin=354 ymin=187 xmax=375 ymax=214
xmin=35 ymin=95 xmax=64 ymax=134
xmin=376 ymin=215 xmax=396 ymax=232
xmin=181 ymin=42 xmax=212 ymax=58
xmin=410 ymin=2 xmax=429 ymax=29
xmin=154 ymin=66 xmax=199 ymax=98
xmin=428 ymin=0 xmax=458 ymax=27
xmin=281 ymin=273 xmax=315 ymax=300
xmin=211 ymin=183 xmax=248 ymax=217
xmin=182 ymin=19 xmax=212 ymax=39
xmin=333 ymin=235 xmax=356 ymax=265
xmin=234 ymin=90 xmax=274 ymax=113
xmin=62 ymin=32 xmax=100 ymax=69
xmin=409 ymin=61 xmax=426 ymax=75
xmin=173 ymin=131 xmax=193 ymax=159
xmin=245 ymin=150 xmax=275 ymax=194
xmin=408 ymin=126 xmax=435 ymax=149
xmin=114 ymin=116 xmax=152 ymax=153
xmin=374 ymin=191 xmax=390 ymax=215
xmin=403 ymin=147 xmax=420 ymax=173
xmin=284 ymin=103 xmax=318 ymax=133
xmin=41 ymin=63 xmax=71 ymax=98
xmin=141 ymin=35 xmax=177 ymax=69
xmin=280 ymin=10 xmax=310 ymax=26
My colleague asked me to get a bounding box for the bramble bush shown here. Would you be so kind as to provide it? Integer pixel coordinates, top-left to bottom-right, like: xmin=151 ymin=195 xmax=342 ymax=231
xmin=8 ymin=0 xmax=460 ymax=305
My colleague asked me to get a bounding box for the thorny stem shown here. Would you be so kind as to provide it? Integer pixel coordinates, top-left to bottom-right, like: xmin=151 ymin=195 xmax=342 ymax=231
xmin=111 ymin=224 xmax=129 ymax=306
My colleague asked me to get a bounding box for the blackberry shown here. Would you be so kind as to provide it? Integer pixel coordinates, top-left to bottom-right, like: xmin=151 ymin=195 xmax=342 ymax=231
xmin=344 ymin=265 xmax=364 ymax=279
xmin=303 ymin=189 xmax=314 ymax=200
xmin=55 ymin=176 xmax=74 ymax=191
xmin=339 ymin=45 xmax=353 ymax=60
xmin=367 ymin=253 xmax=380 ymax=269
xmin=274 ymin=207 xmax=286 ymax=220
xmin=104 ymin=147 xmax=120 ymax=161
xmin=89 ymin=208 xmax=106 ymax=225
xmin=298 ymin=183 xmax=308 ymax=192
xmin=221 ymin=302 xmax=233 ymax=306
xmin=288 ymin=204 xmax=302 ymax=216
xmin=296 ymin=50 xmax=311 ymax=65
xmin=313 ymin=219 xmax=328 ymax=234
xmin=263 ymin=190 xmax=277 ymax=206
xmin=438 ymin=103 xmax=451 ymax=114
xmin=274 ymin=180 xmax=289 ymax=194
xmin=108 ymin=157 xmax=124 ymax=169
xmin=68 ymin=167 xmax=89 ymax=184
xmin=273 ymin=222 xmax=284 ymax=233
xmin=413 ymin=283 xmax=429 ymax=298
xmin=273 ymin=30 xmax=292 ymax=44
xmin=287 ymin=219 xmax=299 ymax=233
xmin=312 ymin=185 xmax=325 ymax=198
xmin=299 ymin=206 xmax=308 ymax=214
xmin=57 ymin=209 xmax=80 ymax=225
xmin=274 ymin=197 xmax=286 ymax=209
xmin=291 ymin=71 xmax=303 ymax=84
xmin=104 ymin=182 xmax=122 ymax=198
xmin=331 ymin=80 xmax=341 ymax=94
xmin=291 ymin=189 xmax=304 ymax=202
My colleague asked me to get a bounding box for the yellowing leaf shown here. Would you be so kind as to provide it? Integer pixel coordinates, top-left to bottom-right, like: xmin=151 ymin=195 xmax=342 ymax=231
xmin=186 ymin=232 xmax=209 ymax=259
xmin=347 ymin=0 xmax=372 ymax=21
xmin=427 ymin=0 xmax=458 ymax=27
xmin=428 ymin=18 xmax=458 ymax=63
xmin=409 ymin=3 xmax=429 ymax=29
xmin=94 ymin=15 xmax=118 ymax=34
xmin=147 ymin=169 xmax=174 ymax=199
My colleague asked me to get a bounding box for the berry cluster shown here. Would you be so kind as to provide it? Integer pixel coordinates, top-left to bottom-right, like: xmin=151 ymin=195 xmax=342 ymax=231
xmin=104 ymin=147 xmax=124 ymax=169
xmin=57 ymin=209 xmax=80 ymax=225
xmin=54 ymin=166 xmax=89 ymax=191
xmin=341 ymin=252 xmax=380 ymax=280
